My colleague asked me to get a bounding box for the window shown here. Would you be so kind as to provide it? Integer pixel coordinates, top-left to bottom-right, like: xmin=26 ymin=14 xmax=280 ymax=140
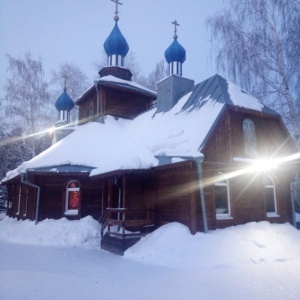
xmin=24 ymin=187 xmax=29 ymax=217
xmin=8 ymin=185 xmax=15 ymax=211
xmin=214 ymin=173 xmax=231 ymax=219
xmin=243 ymin=119 xmax=257 ymax=156
xmin=265 ymin=176 xmax=278 ymax=217
xmin=88 ymin=100 xmax=94 ymax=118
xmin=16 ymin=185 xmax=21 ymax=215
xmin=65 ymin=180 xmax=80 ymax=215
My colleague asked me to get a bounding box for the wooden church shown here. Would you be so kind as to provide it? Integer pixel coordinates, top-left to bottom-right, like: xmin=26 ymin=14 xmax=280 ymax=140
xmin=2 ymin=1 xmax=299 ymax=255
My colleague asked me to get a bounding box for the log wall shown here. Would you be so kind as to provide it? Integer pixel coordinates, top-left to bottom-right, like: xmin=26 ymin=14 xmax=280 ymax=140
xmin=201 ymin=108 xmax=296 ymax=230
xmin=102 ymin=88 xmax=152 ymax=119
xmin=154 ymin=163 xmax=199 ymax=233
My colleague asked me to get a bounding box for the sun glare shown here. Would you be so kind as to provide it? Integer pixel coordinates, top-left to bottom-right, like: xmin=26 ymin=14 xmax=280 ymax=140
xmin=249 ymin=159 xmax=279 ymax=173
xmin=47 ymin=127 xmax=55 ymax=134
xmin=205 ymin=153 xmax=300 ymax=188
xmin=0 ymin=120 xmax=81 ymax=147
xmin=0 ymin=127 xmax=54 ymax=146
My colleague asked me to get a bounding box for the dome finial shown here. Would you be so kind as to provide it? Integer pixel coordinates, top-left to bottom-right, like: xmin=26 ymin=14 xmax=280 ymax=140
xmin=111 ymin=0 xmax=123 ymax=22
xmin=172 ymin=20 xmax=180 ymax=39
xmin=104 ymin=0 xmax=129 ymax=67
xmin=164 ymin=20 xmax=186 ymax=76
xmin=55 ymin=78 xmax=74 ymax=123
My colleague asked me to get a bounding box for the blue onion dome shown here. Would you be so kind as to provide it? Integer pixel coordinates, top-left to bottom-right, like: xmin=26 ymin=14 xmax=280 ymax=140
xmin=55 ymin=89 xmax=74 ymax=111
xmin=164 ymin=39 xmax=186 ymax=64
xmin=104 ymin=22 xmax=129 ymax=57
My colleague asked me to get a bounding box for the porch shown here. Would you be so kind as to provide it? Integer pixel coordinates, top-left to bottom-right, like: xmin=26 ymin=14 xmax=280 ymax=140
xmin=100 ymin=208 xmax=157 ymax=255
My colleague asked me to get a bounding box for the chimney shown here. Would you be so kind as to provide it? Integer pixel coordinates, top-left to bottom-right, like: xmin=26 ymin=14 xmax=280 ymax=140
xmin=156 ymin=75 xmax=194 ymax=113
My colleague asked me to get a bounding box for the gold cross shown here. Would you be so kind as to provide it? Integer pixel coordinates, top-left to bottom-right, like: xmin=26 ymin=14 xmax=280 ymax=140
xmin=172 ymin=20 xmax=180 ymax=39
xmin=111 ymin=0 xmax=123 ymax=21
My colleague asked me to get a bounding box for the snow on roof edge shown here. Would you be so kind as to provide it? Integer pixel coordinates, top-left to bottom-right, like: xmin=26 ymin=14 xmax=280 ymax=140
xmin=98 ymin=75 xmax=157 ymax=95
xmin=76 ymin=75 xmax=156 ymax=103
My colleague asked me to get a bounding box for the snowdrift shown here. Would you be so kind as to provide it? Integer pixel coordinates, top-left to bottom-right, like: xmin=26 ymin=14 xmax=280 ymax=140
xmin=1 ymin=216 xmax=300 ymax=270
xmin=0 ymin=215 xmax=100 ymax=248
xmin=124 ymin=221 xmax=300 ymax=268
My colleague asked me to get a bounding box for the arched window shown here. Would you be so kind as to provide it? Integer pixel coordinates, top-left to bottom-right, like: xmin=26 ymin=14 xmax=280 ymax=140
xmin=243 ymin=119 xmax=257 ymax=156
xmin=65 ymin=180 xmax=80 ymax=215
xmin=214 ymin=173 xmax=231 ymax=219
xmin=265 ymin=176 xmax=278 ymax=217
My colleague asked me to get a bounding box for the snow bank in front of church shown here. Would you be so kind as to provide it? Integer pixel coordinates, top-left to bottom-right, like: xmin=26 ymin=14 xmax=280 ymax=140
xmin=125 ymin=221 xmax=300 ymax=268
xmin=0 ymin=215 xmax=100 ymax=248
xmin=1 ymin=216 xmax=299 ymax=270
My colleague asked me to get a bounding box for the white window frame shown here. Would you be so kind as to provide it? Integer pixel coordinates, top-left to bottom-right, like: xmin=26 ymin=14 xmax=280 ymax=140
xmin=16 ymin=185 xmax=21 ymax=215
xmin=214 ymin=173 xmax=232 ymax=220
xmin=265 ymin=176 xmax=279 ymax=217
xmin=65 ymin=180 xmax=80 ymax=216
xmin=23 ymin=187 xmax=29 ymax=217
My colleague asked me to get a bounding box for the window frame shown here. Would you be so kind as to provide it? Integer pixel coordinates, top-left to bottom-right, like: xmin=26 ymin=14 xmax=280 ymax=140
xmin=214 ymin=173 xmax=232 ymax=220
xmin=16 ymin=184 xmax=22 ymax=216
xmin=88 ymin=100 xmax=94 ymax=118
xmin=265 ymin=176 xmax=279 ymax=217
xmin=23 ymin=186 xmax=29 ymax=217
xmin=65 ymin=180 xmax=81 ymax=216
xmin=243 ymin=118 xmax=257 ymax=157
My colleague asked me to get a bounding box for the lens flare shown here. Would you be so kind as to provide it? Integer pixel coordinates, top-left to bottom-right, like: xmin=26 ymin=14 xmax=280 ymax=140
xmin=248 ymin=158 xmax=279 ymax=173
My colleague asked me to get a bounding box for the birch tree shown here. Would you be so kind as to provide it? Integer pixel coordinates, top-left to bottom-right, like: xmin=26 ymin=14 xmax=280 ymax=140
xmin=145 ymin=59 xmax=169 ymax=91
xmin=207 ymin=0 xmax=300 ymax=141
xmin=4 ymin=53 xmax=52 ymax=157
xmin=0 ymin=127 xmax=32 ymax=179
xmin=94 ymin=50 xmax=167 ymax=92
xmin=51 ymin=62 xmax=89 ymax=102
xmin=50 ymin=62 xmax=89 ymax=122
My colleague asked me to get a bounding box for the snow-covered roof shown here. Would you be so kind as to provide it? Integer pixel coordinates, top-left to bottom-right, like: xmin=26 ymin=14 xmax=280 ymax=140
xmin=183 ymin=74 xmax=278 ymax=116
xmin=2 ymin=74 xmax=279 ymax=182
xmin=98 ymin=75 xmax=157 ymax=95
xmin=76 ymin=75 xmax=156 ymax=104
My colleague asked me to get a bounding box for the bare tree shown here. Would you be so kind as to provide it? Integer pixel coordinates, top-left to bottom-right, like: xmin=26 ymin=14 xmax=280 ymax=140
xmin=0 ymin=127 xmax=32 ymax=179
xmin=4 ymin=53 xmax=52 ymax=157
xmin=94 ymin=50 xmax=167 ymax=91
xmin=0 ymin=98 xmax=6 ymax=131
xmin=0 ymin=98 xmax=9 ymax=178
xmin=51 ymin=62 xmax=89 ymax=101
xmin=50 ymin=62 xmax=89 ymax=122
xmin=125 ymin=53 xmax=168 ymax=91
xmin=92 ymin=49 xmax=108 ymax=78
xmin=207 ymin=0 xmax=300 ymax=141
xmin=124 ymin=51 xmax=147 ymax=84
xmin=0 ymin=127 xmax=7 ymax=179
xmin=145 ymin=59 xmax=168 ymax=91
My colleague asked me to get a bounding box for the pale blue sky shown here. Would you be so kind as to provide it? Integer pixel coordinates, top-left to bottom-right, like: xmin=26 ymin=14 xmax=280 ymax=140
xmin=0 ymin=0 xmax=227 ymax=100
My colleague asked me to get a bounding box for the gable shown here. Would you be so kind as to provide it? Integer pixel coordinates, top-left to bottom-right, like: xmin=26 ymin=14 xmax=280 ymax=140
xmin=202 ymin=106 xmax=296 ymax=164
xmin=101 ymin=86 xmax=154 ymax=119
xmin=76 ymin=75 xmax=156 ymax=122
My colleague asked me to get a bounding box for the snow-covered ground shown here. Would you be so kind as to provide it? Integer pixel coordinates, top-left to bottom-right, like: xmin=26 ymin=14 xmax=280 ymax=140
xmin=1 ymin=216 xmax=300 ymax=300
